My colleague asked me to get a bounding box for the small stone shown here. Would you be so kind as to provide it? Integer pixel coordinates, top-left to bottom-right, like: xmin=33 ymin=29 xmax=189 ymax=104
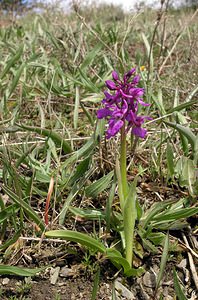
xmin=60 ymin=266 xmax=75 ymax=278
xmin=177 ymin=259 xmax=187 ymax=269
xmin=143 ymin=271 xmax=156 ymax=288
xmin=50 ymin=267 xmax=60 ymax=285
xmin=115 ymin=280 xmax=135 ymax=299
xmin=2 ymin=278 xmax=10 ymax=285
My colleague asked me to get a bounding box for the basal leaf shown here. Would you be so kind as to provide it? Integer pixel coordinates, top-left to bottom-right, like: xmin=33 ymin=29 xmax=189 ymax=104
xmin=45 ymin=230 xmax=106 ymax=253
xmin=0 ymin=265 xmax=43 ymax=277
xmin=85 ymin=171 xmax=114 ymax=198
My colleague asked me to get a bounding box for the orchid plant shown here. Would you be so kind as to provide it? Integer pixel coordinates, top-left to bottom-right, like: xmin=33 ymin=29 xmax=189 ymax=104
xmin=46 ymin=68 xmax=151 ymax=276
xmin=97 ymin=68 xmax=151 ymax=267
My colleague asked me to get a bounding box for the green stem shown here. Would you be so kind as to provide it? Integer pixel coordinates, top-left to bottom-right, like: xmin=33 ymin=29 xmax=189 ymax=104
xmin=120 ymin=126 xmax=128 ymax=201
xmin=124 ymin=179 xmax=137 ymax=267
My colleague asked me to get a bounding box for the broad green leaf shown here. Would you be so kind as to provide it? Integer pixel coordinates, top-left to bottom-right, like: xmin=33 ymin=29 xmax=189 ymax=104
xmin=0 ymin=265 xmax=43 ymax=277
xmin=175 ymin=157 xmax=196 ymax=194
xmin=106 ymin=248 xmax=144 ymax=276
xmin=167 ymin=98 xmax=197 ymax=114
xmin=78 ymin=68 xmax=100 ymax=93
xmin=45 ymin=230 xmax=106 ymax=253
xmin=140 ymin=199 xmax=177 ymax=228
xmin=165 ymin=121 xmax=197 ymax=154
xmin=94 ymin=119 xmax=105 ymax=142
xmin=152 ymin=91 xmax=166 ymax=115
xmin=85 ymin=171 xmax=114 ymax=198
xmin=69 ymin=207 xmax=105 ymax=220
xmin=124 ymin=179 xmax=137 ymax=267
xmin=185 ymin=84 xmax=198 ymax=103
xmin=153 ymin=207 xmax=198 ymax=222
xmin=147 ymin=232 xmax=165 ymax=245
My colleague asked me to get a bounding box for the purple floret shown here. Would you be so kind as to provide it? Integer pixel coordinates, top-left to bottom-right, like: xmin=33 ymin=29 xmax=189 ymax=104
xmin=97 ymin=68 xmax=151 ymax=139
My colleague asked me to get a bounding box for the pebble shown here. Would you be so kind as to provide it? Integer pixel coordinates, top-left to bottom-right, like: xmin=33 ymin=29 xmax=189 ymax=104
xmin=50 ymin=267 xmax=60 ymax=285
xmin=115 ymin=280 xmax=135 ymax=299
xmin=143 ymin=271 xmax=156 ymax=288
xmin=60 ymin=266 xmax=75 ymax=278
xmin=2 ymin=278 xmax=10 ymax=285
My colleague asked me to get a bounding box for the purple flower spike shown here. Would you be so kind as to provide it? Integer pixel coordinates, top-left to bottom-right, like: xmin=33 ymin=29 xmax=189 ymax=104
xmin=105 ymin=80 xmax=117 ymax=90
xmin=97 ymin=68 xmax=150 ymax=139
xmin=125 ymin=68 xmax=136 ymax=78
xmin=112 ymin=70 xmax=119 ymax=81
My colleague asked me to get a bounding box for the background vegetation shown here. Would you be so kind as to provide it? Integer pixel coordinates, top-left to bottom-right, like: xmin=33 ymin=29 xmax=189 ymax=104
xmin=0 ymin=0 xmax=197 ymax=299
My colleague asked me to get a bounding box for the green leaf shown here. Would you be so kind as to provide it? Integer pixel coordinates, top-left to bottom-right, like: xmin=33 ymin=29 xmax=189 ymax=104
xmin=68 ymin=157 xmax=90 ymax=186
xmin=105 ymin=175 xmax=116 ymax=232
xmin=173 ymin=268 xmax=187 ymax=300
xmin=142 ymin=33 xmax=153 ymax=74
xmin=124 ymin=178 xmax=137 ymax=267
xmin=91 ymin=267 xmax=100 ymax=300
xmin=140 ymin=199 xmax=176 ymax=228
xmin=0 ymin=45 xmax=23 ymax=79
xmin=59 ymin=168 xmax=94 ymax=225
xmin=0 ymin=229 xmax=22 ymax=251
xmin=69 ymin=207 xmax=105 ymax=220
xmin=152 ymin=90 xmax=166 ymax=115
xmin=45 ymin=230 xmax=106 ymax=253
xmin=165 ymin=121 xmax=197 ymax=154
xmin=63 ymin=137 xmax=95 ymax=169
xmin=74 ymin=86 xmax=80 ymax=130
xmin=80 ymin=101 xmax=94 ymax=126
xmin=16 ymin=124 xmax=72 ymax=154
xmin=156 ymin=233 xmax=169 ymax=291
xmin=106 ymin=248 xmax=145 ymax=277
xmin=0 ymin=265 xmax=43 ymax=277
xmin=85 ymin=171 xmax=114 ymax=198
xmin=0 ymin=204 xmax=19 ymax=223
xmin=175 ymin=157 xmax=196 ymax=194
xmin=153 ymin=207 xmax=198 ymax=222
xmin=80 ymin=42 xmax=103 ymax=70
xmin=7 ymin=62 xmax=26 ymax=99
xmin=166 ymin=141 xmax=174 ymax=178
xmin=167 ymin=98 xmax=197 ymax=114
xmin=147 ymin=232 xmax=165 ymax=245
xmin=2 ymin=185 xmax=45 ymax=232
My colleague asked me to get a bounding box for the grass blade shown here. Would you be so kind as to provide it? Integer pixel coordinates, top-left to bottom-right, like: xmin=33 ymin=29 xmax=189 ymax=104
xmin=155 ymin=233 xmax=169 ymax=293
xmin=2 ymin=185 xmax=45 ymax=232
xmin=16 ymin=124 xmax=72 ymax=154
xmin=91 ymin=267 xmax=100 ymax=300
xmin=173 ymin=268 xmax=187 ymax=300
xmin=74 ymin=86 xmax=80 ymax=130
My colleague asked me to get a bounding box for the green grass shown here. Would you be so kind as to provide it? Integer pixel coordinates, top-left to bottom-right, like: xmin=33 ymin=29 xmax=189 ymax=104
xmin=0 ymin=1 xmax=197 ymax=298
